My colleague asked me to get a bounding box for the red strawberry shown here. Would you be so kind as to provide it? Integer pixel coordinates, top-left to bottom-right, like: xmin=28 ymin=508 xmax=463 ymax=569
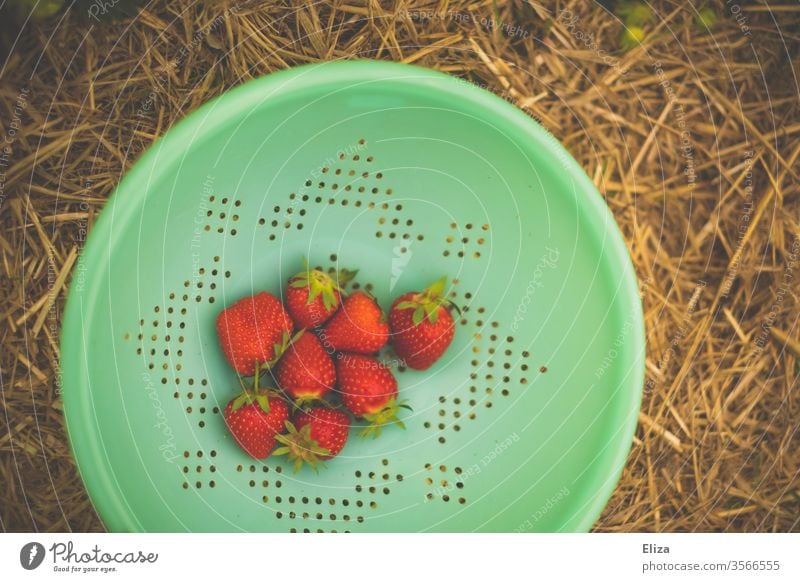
xmin=389 ymin=277 xmax=457 ymax=370
xmin=273 ymin=331 xmax=335 ymax=402
xmin=336 ymin=353 xmax=406 ymax=437
xmin=224 ymin=384 xmax=290 ymax=459
xmin=216 ymin=291 xmax=294 ymax=376
xmin=275 ymin=407 xmax=351 ymax=471
xmin=285 ymin=264 xmax=356 ymax=329
xmin=322 ymin=291 xmax=389 ymax=354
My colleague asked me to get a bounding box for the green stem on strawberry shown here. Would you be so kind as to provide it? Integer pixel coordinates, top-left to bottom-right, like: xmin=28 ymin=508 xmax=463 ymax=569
xmin=231 ymin=370 xmax=269 ymax=414
xmin=291 ymin=395 xmax=336 ymax=410
xmin=259 ymin=329 xmax=305 ymax=373
xmin=274 ymin=420 xmax=331 ymax=473
xmin=360 ymin=398 xmax=411 ymax=438
xmin=229 ymin=359 xmax=282 ymax=414
xmin=395 ymin=276 xmax=461 ymax=325
xmin=292 ymin=258 xmax=358 ymax=311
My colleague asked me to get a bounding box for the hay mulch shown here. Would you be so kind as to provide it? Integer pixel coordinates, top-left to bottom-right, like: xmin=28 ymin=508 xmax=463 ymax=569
xmin=0 ymin=0 xmax=798 ymax=532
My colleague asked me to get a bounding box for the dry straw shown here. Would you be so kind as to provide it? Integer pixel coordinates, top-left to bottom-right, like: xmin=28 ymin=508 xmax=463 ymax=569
xmin=0 ymin=0 xmax=797 ymax=532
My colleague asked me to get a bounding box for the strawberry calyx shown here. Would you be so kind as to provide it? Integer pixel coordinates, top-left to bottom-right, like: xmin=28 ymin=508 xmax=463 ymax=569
xmin=260 ymin=329 xmax=305 ymax=372
xmin=290 ymin=260 xmax=357 ymax=312
xmin=360 ymin=398 xmax=411 ymax=438
xmin=231 ymin=361 xmax=279 ymax=414
xmin=230 ymin=390 xmax=271 ymax=414
xmin=274 ymin=420 xmax=331 ymax=473
xmin=395 ymin=276 xmax=461 ymax=326
xmin=291 ymin=395 xmax=324 ymax=408
xmin=291 ymin=394 xmax=338 ymax=410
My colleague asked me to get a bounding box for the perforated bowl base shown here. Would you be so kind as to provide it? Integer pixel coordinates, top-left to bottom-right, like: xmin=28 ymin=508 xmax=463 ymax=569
xmin=62 ymin=61 xmax=644 ymax=532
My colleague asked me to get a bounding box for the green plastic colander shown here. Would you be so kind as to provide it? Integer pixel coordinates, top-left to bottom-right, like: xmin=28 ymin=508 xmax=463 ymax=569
xmin=61 ymin=60 xmax=644 ymax=532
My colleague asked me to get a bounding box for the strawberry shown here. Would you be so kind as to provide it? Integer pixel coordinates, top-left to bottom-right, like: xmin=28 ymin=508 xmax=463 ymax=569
xmin=389 ymin=277 xmax=457 ymax=370
xmin=285 ymin=264 xmax=356 ymax=329
xmin=275 ymin=407 xmax=351 ymax=471
xmin=336 ymin=353 xmax=406 ymax=437
xmin=216 ymin=291 xmax=294 ymax=376
xmin=273 ymin=331 xmax=335 ymax=402
xmin=223 ymin=368 xmax=290 ymax=459
xmin=322 ymin=291 xmax=389 ymax=354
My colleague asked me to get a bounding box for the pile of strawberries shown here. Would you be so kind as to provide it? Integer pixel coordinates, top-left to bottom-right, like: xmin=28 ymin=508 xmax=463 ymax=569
xmin=215 ymin=263 xmax=458 ymax=471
